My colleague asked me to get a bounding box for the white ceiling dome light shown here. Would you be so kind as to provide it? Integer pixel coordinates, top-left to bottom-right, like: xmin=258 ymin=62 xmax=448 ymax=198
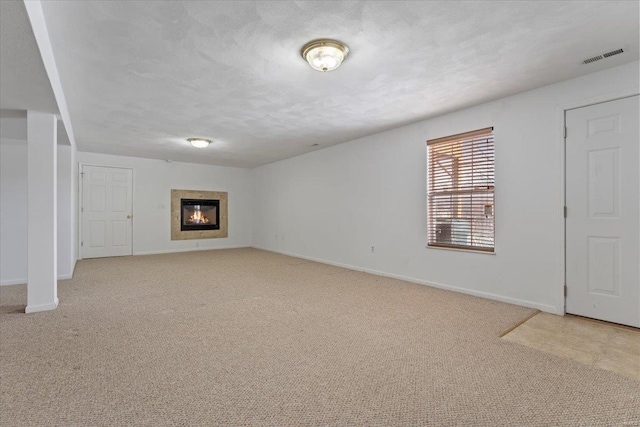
xmin=301 ymin=39 xmax=349 ymax=72
xmin=187 ymin=138 xmax=211 ymax=148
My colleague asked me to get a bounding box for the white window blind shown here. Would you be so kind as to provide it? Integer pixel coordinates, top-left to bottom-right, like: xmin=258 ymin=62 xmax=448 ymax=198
xmin=427 ymin=127 xmax=495 ymax=252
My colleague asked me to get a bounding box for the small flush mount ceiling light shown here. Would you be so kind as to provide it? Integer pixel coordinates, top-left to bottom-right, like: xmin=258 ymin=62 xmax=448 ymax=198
xmin=187 ymin=138 xmax=211 ymax=148
xmin=301 ymin=39 xmax=349 ymax=72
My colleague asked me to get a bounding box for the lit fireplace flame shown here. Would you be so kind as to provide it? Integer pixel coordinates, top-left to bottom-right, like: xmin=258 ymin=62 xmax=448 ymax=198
xmin=189 ymin=207 xmax=210 ymax=224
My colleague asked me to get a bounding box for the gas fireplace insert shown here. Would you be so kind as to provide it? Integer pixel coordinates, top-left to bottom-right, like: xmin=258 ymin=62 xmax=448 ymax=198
xmin=180 ymin=199 xmax=220 ymax=231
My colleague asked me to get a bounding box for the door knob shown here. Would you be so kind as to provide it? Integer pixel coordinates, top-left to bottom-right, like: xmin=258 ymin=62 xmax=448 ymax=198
xmin=127 ymin=215 xmax=132 ymax=219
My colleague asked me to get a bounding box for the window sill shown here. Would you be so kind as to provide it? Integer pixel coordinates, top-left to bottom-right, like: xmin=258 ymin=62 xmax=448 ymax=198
xmin=425 ymin=245 xmax=496 ymax=255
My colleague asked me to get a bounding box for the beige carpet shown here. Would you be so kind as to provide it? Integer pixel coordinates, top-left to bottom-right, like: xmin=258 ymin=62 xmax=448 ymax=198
xmin=1 ymin=248 xmax=638 ymax=426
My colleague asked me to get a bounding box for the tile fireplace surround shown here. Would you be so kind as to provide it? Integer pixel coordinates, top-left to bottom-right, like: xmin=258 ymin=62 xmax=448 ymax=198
xmin=171 ymin=189 xmax=228 ymax=240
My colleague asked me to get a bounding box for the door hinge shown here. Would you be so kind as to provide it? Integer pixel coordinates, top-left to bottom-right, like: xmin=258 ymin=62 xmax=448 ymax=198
xmin=564 ymin=285 xmax=567 ymax=296
xmin=564 ymin=127 xmax=567 ymax=138
xmin=81 ymin=241 xmax=84 ymax=247
xmin=564 ymin=206 xmax=567 ymax=218
xmin=81 ymin=207 xmax=84 ymax=212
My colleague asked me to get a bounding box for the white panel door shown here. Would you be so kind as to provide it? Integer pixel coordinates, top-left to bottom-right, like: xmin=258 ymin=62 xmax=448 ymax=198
xmin=566 ymin=95 xmax=639 ymax=327
xmin=81 ymin=165 xmax=133 ymax=258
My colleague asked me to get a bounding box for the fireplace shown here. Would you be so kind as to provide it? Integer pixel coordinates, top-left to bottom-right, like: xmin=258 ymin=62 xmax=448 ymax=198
xmin=181 ymin=199 xmax=220 ymax=231
xmin=171 ymin=189 xmax=228 ymax=240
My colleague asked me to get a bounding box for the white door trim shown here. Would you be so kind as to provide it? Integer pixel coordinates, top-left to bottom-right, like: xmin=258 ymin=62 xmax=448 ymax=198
xmin=556 ymin=86 xmax=640 ymax=316
xmin=78 ymin=162 xmax=135 ymax=259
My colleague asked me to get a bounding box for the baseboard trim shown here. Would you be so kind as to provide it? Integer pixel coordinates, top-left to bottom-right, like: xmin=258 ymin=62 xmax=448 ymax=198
xmin=133 ymin=245 xmax=250 ymax=256
xmin=57 ymin=259 xmax=77 ymax=281
xmin=254 ymin=246 xmax=557 ymax=314
xmin=70 ymin=258 xmax=77 ymax=278
xmin=1 ymin=272 xmax=74 ymax=286
xmin=0 ymin=279 xmax=27 ymax=286
xmin=25 ymin=298 xmax=59 ymax=314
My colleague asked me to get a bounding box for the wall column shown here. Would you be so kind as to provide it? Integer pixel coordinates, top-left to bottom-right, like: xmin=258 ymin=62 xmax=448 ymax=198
xmin=26 ymin=111 xmax=58 ymax=313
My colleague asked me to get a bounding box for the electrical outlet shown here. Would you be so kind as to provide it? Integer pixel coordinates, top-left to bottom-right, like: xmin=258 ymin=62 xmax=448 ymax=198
xmin=371 ymin=246 xmax=375 ymax=253
xmin=196 ymin=242 xmax=199 ymax=248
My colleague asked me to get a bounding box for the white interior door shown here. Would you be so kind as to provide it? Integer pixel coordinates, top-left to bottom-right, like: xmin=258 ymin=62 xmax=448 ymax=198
xmin=81 ymin=165 xmax=133 ymax=258
xmin=565 ymin=95 xmax=639 ymax=327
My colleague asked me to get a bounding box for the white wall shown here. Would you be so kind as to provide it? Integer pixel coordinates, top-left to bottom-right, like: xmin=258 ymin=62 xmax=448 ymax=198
xmin=252 ymin=61 xmax=640 ymax=314
xmin=77 ymin=152 xmax=253 ymax=255
xmin=0 ymin=143 xmax=28 ymax=284
xmin=0 ymin=141 xmax=76 ymax=284
xmin=73 ymin=146 xmax=78 ymax=263
xmin=57 ymin=144 xmax=76 ymax=279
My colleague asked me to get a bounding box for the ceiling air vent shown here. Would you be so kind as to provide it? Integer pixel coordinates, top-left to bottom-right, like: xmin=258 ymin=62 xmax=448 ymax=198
xmin=582 ymin=55 xmax=603 ymax=65
xmin=603 ymin=48 xmax=624 ymax=58
xmin=582 ymin=48 xmax=624 ymax=65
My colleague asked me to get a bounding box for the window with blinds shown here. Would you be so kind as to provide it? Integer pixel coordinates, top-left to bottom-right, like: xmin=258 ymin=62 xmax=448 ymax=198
xmin=427 ymin=127 xmax=495 ymax=252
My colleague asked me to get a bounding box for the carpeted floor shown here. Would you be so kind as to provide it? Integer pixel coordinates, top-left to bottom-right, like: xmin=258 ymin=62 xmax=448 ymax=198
xmin=1 ymin=248 xmax=638 ymax=426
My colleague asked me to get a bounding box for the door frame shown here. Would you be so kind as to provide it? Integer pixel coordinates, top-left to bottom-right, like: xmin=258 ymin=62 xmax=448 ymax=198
xmin=78 ymin=162 xmax=135 ymax=259
xmin=557 ymin=86 xmax=639 ymax=316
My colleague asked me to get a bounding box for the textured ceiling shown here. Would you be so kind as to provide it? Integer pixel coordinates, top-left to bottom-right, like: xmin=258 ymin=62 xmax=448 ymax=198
xmin=38 ymin=1 xmax=639 ymax=168
xmin=0 ymin=1 xmax=59 ymax=115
